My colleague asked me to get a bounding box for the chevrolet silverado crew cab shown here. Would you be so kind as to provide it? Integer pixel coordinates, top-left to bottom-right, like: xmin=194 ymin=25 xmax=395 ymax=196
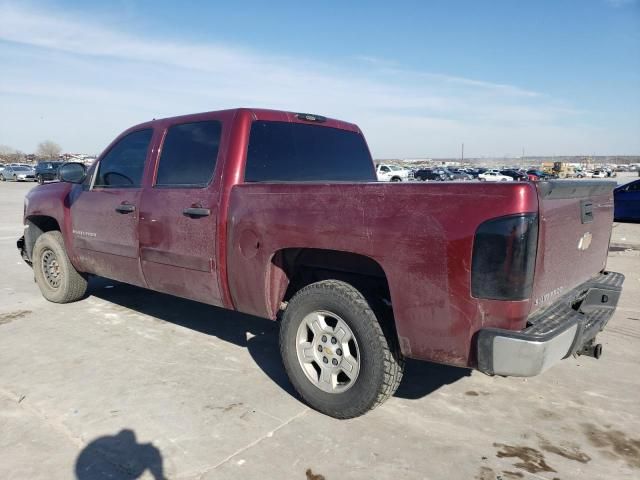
xmin=18 ymin=108 xmax=624 ymax=418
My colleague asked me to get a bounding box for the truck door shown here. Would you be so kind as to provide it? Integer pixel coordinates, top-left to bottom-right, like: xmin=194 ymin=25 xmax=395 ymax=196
xmin=138 ymin=118 xmax=226 ymax=306
xmin=70 ymin=128 xmax=153 ymax=286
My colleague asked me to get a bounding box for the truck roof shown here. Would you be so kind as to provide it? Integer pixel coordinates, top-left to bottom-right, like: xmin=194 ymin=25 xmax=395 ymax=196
xmin=127 ymin=108 xmax=361 ymax=134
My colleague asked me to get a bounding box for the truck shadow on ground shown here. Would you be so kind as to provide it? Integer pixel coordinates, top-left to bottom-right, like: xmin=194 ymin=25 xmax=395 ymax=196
xmin=90 ymin=278 xmax=469 ymax=402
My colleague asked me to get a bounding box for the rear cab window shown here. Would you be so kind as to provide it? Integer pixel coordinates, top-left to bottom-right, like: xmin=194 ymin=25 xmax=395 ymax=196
xmin=244 ymin=121 xmax=375 ymax=182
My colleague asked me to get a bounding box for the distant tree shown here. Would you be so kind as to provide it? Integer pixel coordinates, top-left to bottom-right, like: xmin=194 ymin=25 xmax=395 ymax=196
xmin=0 ymin=144 xmax=14 ymax=161
xmin=0 ymin=145 xmax=26 ymax=163
xmin=36 ymin=140 xmax=62 ymax=159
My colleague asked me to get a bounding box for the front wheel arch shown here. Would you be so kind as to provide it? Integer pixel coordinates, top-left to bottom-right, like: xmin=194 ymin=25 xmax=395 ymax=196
xmin=32 ymin=230 xmax=87 ymax=303
xmin=24 ymin=216 xmax=62 ymax=262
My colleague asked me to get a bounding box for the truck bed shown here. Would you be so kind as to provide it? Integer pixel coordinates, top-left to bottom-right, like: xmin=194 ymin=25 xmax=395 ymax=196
xmin=225 ymin=180 xmax=616 ymax=367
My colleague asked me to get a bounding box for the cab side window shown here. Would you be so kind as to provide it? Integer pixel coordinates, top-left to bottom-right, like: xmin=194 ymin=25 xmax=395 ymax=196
xmin=94 ymin=129 xmax=153 ymax=188
xmin=155 ymin=121 xmax=222 ymax=187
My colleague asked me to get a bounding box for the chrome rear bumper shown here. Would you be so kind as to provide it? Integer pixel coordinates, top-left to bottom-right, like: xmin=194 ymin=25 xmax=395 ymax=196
xmin=476 ymin=271 xmax=624 ymax=377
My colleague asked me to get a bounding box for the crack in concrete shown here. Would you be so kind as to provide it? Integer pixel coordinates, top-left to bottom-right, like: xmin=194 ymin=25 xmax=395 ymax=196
xmin=0 ymin=386 xmax=85 ymax=449
xmin=182 ymin=408 xmax=309 ymax=479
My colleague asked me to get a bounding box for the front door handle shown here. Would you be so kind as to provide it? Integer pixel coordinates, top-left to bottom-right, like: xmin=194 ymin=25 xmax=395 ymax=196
xmin=115 ymin=203 xmax=136 ymax=214
xmin=183 ymin=207 xmax=211 ymax=218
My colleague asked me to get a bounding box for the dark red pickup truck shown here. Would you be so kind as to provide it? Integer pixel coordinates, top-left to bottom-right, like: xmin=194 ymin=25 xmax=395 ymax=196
xmin=18 ymin=108 xmax=624 ymax=418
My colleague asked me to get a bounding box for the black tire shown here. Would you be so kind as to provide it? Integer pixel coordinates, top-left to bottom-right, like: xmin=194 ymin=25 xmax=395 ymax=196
xmin=32 ymin=231 xmax=87 ymax=303
xmin=37 ymin=175 xmax=44 ymax=185
xmin=390 ymin=176 xmax=402 ymax=182
xmin=0 ymin=174 xmax=5 ymax=181
xmin=279 ymin=280 xmax=404 ymax=418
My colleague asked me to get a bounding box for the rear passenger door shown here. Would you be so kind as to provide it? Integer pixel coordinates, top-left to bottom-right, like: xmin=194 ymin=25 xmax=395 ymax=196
xmin=138 ymin=119 xmax=225 ymax=306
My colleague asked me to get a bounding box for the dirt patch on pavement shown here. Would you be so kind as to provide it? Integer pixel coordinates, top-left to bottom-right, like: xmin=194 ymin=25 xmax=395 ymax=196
xmin=582 ymin=423 xmax=640 ymax=469
xmin=538 ymin=435 xmax=591 ymax=463
xmin=305 ymin=468 xmax=325 ymax=480
xmin=0 ymin=310 xmax=31 ymax=325
xmin=494 ymin=443 xmax=556 ymax=474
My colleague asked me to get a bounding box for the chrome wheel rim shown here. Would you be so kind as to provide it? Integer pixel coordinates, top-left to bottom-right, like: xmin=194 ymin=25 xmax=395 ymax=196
xmin=295 ymin=310 xmax=360 ymax=394
xmin=41 ymin=249 xmax=62 ymax=288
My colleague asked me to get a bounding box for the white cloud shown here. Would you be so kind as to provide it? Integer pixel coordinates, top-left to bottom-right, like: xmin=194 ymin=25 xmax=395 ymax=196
xmin=0 ymin=3 xmax=637 ymax=157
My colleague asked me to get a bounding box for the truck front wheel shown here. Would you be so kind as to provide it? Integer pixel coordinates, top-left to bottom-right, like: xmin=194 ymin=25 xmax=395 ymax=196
xmin=33 ymin=231 xmax=87 ymax=303
xmin=279 ymin=280 xmax=404 ymax=418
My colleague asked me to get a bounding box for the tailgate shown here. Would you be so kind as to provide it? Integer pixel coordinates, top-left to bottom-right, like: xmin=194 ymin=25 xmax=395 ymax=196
xmin=531 ymin=180 xmax=616 ymax=311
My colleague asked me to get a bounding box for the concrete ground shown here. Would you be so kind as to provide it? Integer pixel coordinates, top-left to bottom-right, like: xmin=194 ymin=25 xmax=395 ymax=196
xmin=0 ymin=179 xmax=639 ymax=480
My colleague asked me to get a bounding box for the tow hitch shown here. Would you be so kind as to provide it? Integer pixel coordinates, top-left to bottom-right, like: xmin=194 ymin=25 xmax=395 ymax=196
xmin=577 ymin=341 xmax=603 ymax=359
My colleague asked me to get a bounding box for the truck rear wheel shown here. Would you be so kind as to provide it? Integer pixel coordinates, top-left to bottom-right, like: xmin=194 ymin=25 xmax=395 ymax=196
xmin=33 ymin=231 xmax=87 ymax=303
xmin=279 ymin=280 xmax=404 ymax=418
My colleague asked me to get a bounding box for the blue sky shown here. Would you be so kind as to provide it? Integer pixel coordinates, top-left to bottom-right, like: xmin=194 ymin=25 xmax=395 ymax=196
xmin=0 ymin=0 xmax=638 ymax=157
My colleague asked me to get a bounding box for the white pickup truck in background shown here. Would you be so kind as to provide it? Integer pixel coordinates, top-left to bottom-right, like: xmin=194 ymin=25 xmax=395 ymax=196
xmin=376 ymin=164 xmax=411 ymax=182
xmin=478 ymin=171 xmax=514 ymax=182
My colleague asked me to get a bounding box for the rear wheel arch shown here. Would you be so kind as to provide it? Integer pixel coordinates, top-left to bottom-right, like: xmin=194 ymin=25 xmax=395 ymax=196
xmin=268 ymin=248 xmax=397 ymax=330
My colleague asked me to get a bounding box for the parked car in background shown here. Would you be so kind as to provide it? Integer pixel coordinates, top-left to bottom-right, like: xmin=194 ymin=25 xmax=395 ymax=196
xmin=500 ymin=170 xmax=528 ymax=181
xmin=478 ymin=171 xmax=513 ymax=182
xmin=376 ymin=164 xmax=410 ymax=182
xmin=592 ymin=170 xmax=607 ymax=179
xmin=414 ymin=168 xmax=446 ymax=181
xmin=35 ymin=161 xmax=64 ymax=184
xmin=614 ymin=179 xmax=640 ymax=221
xmin=447 ymin=169 xmax=474 ymax=181
xmin=526 ymin=169 xmax=552 ymax=181
xmin=0 ymin=165 xmax=36 ymax=182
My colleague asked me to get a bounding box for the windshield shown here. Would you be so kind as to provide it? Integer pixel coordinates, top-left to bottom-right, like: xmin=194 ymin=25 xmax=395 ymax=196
xmin=13 ymin=166 xmax=30 ymax=171
xmin=389 ymin=165 xmax=401 ymax=171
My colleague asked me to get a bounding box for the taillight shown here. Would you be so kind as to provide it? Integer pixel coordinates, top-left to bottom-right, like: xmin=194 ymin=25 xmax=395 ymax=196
xmin=471 ymin=214 xmax=538 ymax=300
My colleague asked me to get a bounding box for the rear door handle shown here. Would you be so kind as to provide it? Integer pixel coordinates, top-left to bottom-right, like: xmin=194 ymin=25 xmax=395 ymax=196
xmin=183 ymin=207 xmax=211 ymax=218
xmin=115 ymin=203 xmax=136 ymax=214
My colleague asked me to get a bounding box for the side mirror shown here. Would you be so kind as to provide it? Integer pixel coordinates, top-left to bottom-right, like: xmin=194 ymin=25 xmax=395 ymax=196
xmin=58 ymin=162 xmax=87 ymax=184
